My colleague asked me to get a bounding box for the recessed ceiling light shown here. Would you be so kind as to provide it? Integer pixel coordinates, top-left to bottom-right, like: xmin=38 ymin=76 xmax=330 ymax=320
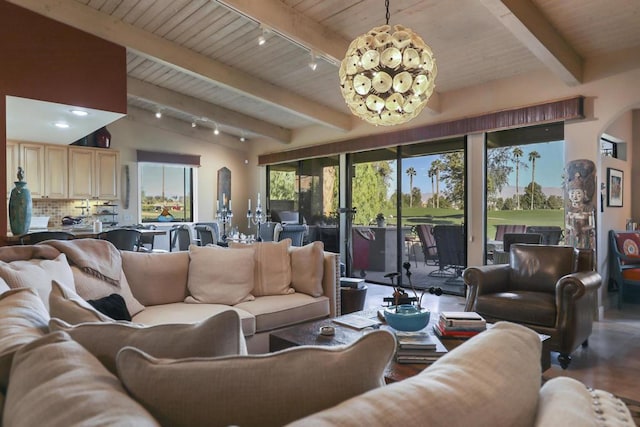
xmin=70 ymin=109 xmax=88 ymax=116
xmin=54 ymin=122 xmax=70 ymax=129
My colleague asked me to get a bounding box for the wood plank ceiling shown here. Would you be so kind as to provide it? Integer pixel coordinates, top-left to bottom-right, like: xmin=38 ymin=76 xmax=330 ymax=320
xmin=7 ymin=0 xmax=640 ymax=144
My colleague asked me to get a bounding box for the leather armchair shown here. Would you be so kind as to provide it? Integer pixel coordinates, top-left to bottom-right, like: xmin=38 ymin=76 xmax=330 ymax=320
xmin=463 ymin=244 xmax=601 ymax=369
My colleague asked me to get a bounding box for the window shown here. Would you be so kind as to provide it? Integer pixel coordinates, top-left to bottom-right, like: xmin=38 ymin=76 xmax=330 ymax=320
xmin=139 ymin=163 xmax=194 ymax=223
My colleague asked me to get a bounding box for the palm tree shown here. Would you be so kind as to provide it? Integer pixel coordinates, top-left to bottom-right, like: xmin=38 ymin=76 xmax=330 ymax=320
xmin=406 ymin=167 xmax=416 ymax=207
xmin=429 ymin=160 xmax=444 ymax=209
xmin=513 ymin=147 xmax=523 ymax=210
xmin=427 ymin=168 xmax=435 ymax=207
xmin=528 ymin=150 xmax=541 ymax=210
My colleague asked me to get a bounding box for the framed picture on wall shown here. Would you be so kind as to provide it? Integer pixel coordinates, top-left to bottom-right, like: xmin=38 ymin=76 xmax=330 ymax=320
xmin=607 ymin=168 xmax=623 ymax=207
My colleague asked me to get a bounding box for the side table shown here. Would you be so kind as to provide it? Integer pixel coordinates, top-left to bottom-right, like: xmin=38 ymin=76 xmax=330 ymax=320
xmin=340 ymin=285 xmax=368 ymax=314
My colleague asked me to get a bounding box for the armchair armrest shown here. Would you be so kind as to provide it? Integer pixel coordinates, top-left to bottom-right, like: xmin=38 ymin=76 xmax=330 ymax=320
xmin=463 ymin=264 xmax=511 ymax=311
xmin=322 ymin=251 xmax=340 ymax=317
xmin=556 ymin=271 xmax=602 ymax=302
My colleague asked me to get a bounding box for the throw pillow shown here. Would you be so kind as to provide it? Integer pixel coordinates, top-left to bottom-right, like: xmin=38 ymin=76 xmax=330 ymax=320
xmin=288 ymin=322 xmax=541 ymax=427
xmin=3 ymin=331 xmax=159 ymax=427
xmin=72 ymin=266 xmax=145 ymax=316
xmin=87 ymin=294 xmax=132 ymax=321
xmin=289 ymin=241 xmax=325 ymax=297
xmin=0 ymin=288 xmax=50 ymax=393
xmin=50 ymin=310 xmax=246 ymax=375
xmin=116 ymin=329 xmax=395 ymax=427
xmin=230 ymin=239 xmax=294 ymax=296
xmin=49 ymin=280 xmax=113 ymax=324
xmin=186 ymin=245 xmax=255 ymax=305
xmin=121 ymin=251 xmax=190 ymax=305
xmin=0 ymin=253 xmax=74 ymax=310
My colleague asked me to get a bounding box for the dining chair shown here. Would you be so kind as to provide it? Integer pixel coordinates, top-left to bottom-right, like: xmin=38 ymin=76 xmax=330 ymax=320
xmin=194 ymin=224 xmax=217 ymax=246
xmin=194 ymin=222 xmax=220 ymax=244
xmin=277 ymin=224 xmax=308 ymax=246
xmin=169 ymin=225 xmax=192 ymax=251
xmin=97 ymin=229 xmax=142 ymax=251
xmin=257 ymin=222 xmax=279 ymax=242
xmin=19 ymin=231 xmax=74 ymax=245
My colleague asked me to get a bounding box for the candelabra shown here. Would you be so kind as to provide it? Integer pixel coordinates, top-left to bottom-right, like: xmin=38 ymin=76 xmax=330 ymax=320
xmin=216 ymin=200 xmax=233 ymax=241
xmin=247 ymin=194 xmax=266 ymax=241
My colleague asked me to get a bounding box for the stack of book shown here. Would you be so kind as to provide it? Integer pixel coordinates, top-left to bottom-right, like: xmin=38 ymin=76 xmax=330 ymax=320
xmin=434 ymin=312 xmax=487 ymax=338
xmin=394 ymin=330 xmax=448 ymax=364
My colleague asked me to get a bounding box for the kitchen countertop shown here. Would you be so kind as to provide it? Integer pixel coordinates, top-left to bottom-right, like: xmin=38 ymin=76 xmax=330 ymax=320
xmin=5 ymin=227 xmax=167 ymax=243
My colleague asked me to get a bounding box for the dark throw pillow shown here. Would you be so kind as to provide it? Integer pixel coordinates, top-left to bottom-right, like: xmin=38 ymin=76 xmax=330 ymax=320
xmin=87 ymin=294 xmax=131 ymax=321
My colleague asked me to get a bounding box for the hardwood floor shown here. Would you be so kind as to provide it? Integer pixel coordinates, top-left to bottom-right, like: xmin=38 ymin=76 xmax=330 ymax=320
xmin=362 ymin=283 xmax=640 ymax=401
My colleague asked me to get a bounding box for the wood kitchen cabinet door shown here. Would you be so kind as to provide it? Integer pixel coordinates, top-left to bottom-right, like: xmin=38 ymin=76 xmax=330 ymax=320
xmin=68 ymin=147 xmax=94 ymax=199
xmin=6 ymin=141 xmax=19 ymax=197
xmin=44 ymin=145 xmax=68 ymax=198
xmin=19 ymin=143 xmax=44 ymax=198
xmin=95 ymin=150 xmax=119 ymax=200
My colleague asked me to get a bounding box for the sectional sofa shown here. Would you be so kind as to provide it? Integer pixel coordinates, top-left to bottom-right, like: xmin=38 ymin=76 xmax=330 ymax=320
xmin=0 ymin=238 xmax=339 ymax=353
xmin=0 ymin=238 xmax=634 ymax=426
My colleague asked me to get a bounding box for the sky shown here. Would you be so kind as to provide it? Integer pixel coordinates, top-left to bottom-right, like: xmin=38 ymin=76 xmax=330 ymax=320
xmin=397 ymin=140 xmax=565 ymax=194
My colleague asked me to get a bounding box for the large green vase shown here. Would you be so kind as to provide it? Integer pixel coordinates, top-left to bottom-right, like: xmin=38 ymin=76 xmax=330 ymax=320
xmin=8 ymin=168 xmax=32 ymax=235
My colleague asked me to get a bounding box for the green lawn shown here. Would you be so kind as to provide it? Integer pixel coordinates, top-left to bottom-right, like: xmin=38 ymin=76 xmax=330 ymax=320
xmin=377 ymin=207 xmax=564 ymax=238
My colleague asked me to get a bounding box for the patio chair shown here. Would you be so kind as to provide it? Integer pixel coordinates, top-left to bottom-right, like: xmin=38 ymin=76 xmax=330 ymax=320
xmin=19 ymin=231 xmax=74 ymax=245
xmin=526 ymin=226 xmax=564 ymax=245
xmin=416 ymin=224 xmax=438 ymax=266
xmin=429 ymin=225 xmax=466 ymax=278
xmin=494 ymin=224 xmax=528 ymax=241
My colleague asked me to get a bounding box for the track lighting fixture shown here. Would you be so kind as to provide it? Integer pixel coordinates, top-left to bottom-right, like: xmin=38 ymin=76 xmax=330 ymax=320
xmin=214 ymin=125 xmax=220 ymax=136
xmin=308 ymin=50 xmax=318 ymax=71
xmin=258 ymin=26 xmax=269 ymax=46
xmin=191 ymin=121 xmax=196 ymax=128
xmin=155 ymin=111 xmax=162 ymax=119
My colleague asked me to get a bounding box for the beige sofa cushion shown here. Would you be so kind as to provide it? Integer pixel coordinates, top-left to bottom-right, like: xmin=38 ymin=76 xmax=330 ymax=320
xmin=0 ymin=288 xmax=50 ymax=393
xmin=121 ymin=251 xmax=189 ymax=305
xmin=0 ymin=254 xmax=74 ymax=310
xmin=49 ymin=310 xmax=246 ymax=374
xmin=117 ymin=329 xmax=395 ymax=427
xmin=289 ymin=241 xmax=324 ymax=297
xmin=187 ymin=245 xmax=255 ymax=305
xmin=231 ymin=239 xmax=294 ymax=296
xmin=287 ymin=322 xmax=541 ymax=427
xmin=0 ymin=278 xmax=9 ymax=293
xmin=4 ymin=331 xmax=159 ymax=427
xmin=132 ymin=303 xmax=256 ymax=337
xmin=235 ymin=294 xmax=330 ymax=333
xmin=535 ymin=376 xmax=635 ymax=427
xmin=49 ymin=280 xmax=113 ymax=324
xmin=72 ymin=266 xmax=145 ymax=316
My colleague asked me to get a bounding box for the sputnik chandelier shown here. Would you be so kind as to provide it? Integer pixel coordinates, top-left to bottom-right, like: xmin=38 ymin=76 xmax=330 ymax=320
xmin=339 ymin=0 xmax=437 ymax=126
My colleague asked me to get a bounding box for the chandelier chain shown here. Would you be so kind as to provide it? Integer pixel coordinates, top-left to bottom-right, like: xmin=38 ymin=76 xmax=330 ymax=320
xmin=385 ymin=0 xmax=390 ymax=25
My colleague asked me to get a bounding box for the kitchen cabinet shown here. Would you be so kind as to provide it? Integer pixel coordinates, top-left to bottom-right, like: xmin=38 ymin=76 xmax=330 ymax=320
xmin=44 ymin=145 xmax=68 ymax=199
xmin=8 ymin=142 xmax=68 ymax=199
xmin=19 ymin=143 xmax=44 ymax=198
xmin=68 ymin=147 xmax=119 ymax=200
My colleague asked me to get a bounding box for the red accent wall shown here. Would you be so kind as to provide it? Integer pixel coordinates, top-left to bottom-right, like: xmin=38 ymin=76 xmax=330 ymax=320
xmin=0 ymin=1 xmax=127 ymax=243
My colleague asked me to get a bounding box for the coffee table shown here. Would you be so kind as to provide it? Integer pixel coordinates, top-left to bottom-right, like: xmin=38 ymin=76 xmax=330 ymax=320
xmin=269 ymin=310 xmax=551 ymax=383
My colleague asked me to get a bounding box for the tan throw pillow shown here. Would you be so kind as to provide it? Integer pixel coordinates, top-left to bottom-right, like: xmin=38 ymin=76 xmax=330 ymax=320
xmin=288 ymin=322 xmax=541 ymax=427
xmin=186 ymin=245 xmax=255 ymax=305
xmin=4 ymin=331 xmax=159 ymax=427
xmin=116 ymin=329 xmax=395 ymax=427
xmin=121 ymin=251 xmax=190 ymax=305
xmin=0 ymin=288 xmax=50 ymax=393
xmin=72 ymin=266 xmax=145 ymax=316
xmin=49 ymin=310 xmax=246 ymax=374
xmin=230 ymin=239 xmax=294 ymax=296
xmin=49 ymin=280 xmax=113 ymax=324
xmin=0 ymin=254 xmax=74 ymax=310
xmin=289 ymin=241 xmax=325 ymax=297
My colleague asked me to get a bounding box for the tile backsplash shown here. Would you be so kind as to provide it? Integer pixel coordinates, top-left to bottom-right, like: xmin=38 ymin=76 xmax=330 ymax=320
xmin=32 ymin=199 xmax=112 ymax=227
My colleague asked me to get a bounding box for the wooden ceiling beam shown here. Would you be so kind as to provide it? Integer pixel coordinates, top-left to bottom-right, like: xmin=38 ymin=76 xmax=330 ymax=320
xmin=7 ymin=0 xmax=353 ymax=131
xmin=480 ymin=0 xmax=583 ymax=86
xmin=127 ymin=78 xmax=292 ymax=144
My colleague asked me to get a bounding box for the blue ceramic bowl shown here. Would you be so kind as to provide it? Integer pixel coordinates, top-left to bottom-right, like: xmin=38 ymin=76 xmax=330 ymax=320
xmin=383 ymin=304 xmax=431 ymax=331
